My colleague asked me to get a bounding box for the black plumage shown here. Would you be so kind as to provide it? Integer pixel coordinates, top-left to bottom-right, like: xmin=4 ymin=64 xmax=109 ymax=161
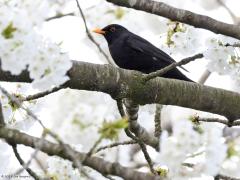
xmin=93 ymin=24 xmax=193 ymax=82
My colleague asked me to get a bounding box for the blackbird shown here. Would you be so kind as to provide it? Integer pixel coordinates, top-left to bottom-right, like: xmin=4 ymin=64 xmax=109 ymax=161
xmin=93 ymin=24 xmax=194 ymax=82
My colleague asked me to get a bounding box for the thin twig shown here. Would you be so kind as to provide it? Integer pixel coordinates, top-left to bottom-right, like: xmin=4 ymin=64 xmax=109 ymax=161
xmin=182 ymin=162 xmax=194 ymax=168
xmin=192 ymin=116 xmax=240 ymax=126
xmin=86 ymin=137 xmax=103 ymax=157
xmin=154 ymin=104 xmax=162 ymax=138
xmin=0 ymin=85 xmax=83 ymax=175
xmin=45 ymin=12 xmax=75 ymax=21
xmin=224 ymin=43 xmax=240 ymax=48
xmin=0 ymin=95 xmax=39 ymax=178
xmin=82 ymin=137 xmax=123 ymax=179
xmin=143 ymin=53 xmax=203 ymax=81
xmin=0 ymin=86 xmax=48 ymax=177
xmin=216 ymin=0 xmax=239 ymax=24
xmin=23 ymin=86 xmax=64 ymax=101
xmin=46 ymin=130 xmax=83 ymax=173
xmin=13 ymin=132 xmax=46 ymax=176
xmin=0 ymin=85 xmax=46 ymax=129
xmin=34 ymin=156 xmax=47 ymax=174
xmin=46 ymin=12 xmax=75 ymax=21
xmin=75 ymin=0 xmax=113 ymax=65
xmin=116 ymin=99 xmax=125 ymax=117
xmin=0 ymin=101 xmax=5 ymax=126
xmin=0 ymin=101 xmax=40 ymax=179
xmin=11 ymin=144 xmax=41 ymax=180
xmin=125 ymin=128 xmax=156 ymax=174
xmin=95 ymin=140 xmax=136 ymax=153
xmin=79 ymin=168 xmax=96 ymax=180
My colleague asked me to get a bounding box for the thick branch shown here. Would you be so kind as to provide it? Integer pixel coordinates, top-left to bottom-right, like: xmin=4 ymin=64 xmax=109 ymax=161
xmin=1 ymin=61 xmax=240 ymax=120
xmin=0 ymin=127 xmax=161 ymax=180
xmin=106 ymin=0 xmax=240 ymax=40
xmin=124 ymin=99 xmax=159 ymax=149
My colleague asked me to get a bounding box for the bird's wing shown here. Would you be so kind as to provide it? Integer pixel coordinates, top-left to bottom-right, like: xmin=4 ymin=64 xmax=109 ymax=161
xmin=126 ymin=35 xmax=189 ymax=72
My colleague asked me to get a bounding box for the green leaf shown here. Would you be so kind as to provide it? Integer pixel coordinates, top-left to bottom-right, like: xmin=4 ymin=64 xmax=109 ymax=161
xmin=115 ymin=8 xmax=125 ymax=19
xmin=2 ymin=22 xmax=17 ymax=39
xmin=98 ymin=117 xmax=128 ymax=140
xmin=8 ymin=100 xmax=19 ymax=112
xmin=72 ymin=118 xmax=91 ymax=130
xmin=44 ymin=67 xmax=51 ymax=75
xmin=155 ymin=167 xmax=168 ymax=177
xmin=227 ymin=141 xmax=239 ymax=158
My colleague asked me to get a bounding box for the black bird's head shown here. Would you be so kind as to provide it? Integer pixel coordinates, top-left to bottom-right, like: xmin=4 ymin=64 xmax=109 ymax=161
xmin=93 ymin=24 xmax=128 ymax=44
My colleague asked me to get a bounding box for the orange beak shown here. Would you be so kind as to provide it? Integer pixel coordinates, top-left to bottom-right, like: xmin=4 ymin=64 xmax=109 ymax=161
xmin=92 ymin=28 xmax=106 ymax=35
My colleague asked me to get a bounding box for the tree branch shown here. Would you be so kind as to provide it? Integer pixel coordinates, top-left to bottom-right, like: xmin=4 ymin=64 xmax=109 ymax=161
xmin=124 ymin=99 xmax=159 ymax=149
xmin=143 ymin=53 xmax=203 ymax=82
xmin=106 ymin=0 xmax=240 ymax=40
xmin=75 ymin=0 xmax=113 ymax=65
xmin=0 ymin=99 xmax=40 ymax=179
xmin=95 ymin=140 xmax=136 ymax=153
xmin=154 ymin=104 xmax=162 ymax=138
xmin=125 ymin=128 xmax=156 ymax=174
xmin=1 ymin=60 xmax=240 ymax=120
xmin=216 ymin=0 xmax=239 ymax=25
xmin=46 ymin=12 xmax=75 ymax=21
xmin=194 ymin=116 xmax=240 ymax=126
xmin=11 ymin=144 xmax=41 ymax=180
xmin=0 ymin=101 xmax=5 ymax=126
xmin=22 ymin=85 xmax=64 ymax=101
xmin=215 ymin=174 xmax=240 ymax=180
xmin=0 ymin=126 xmax=162 ymax=180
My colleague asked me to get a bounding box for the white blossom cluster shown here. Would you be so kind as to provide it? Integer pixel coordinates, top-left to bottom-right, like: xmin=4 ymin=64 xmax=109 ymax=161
xmin=160 ymin=26 xmax=204 ymax=56
xmin=203 ymin=35 xmax=240 ymax=88
xmin=155 ymin=110 xmax=227 ymax=179
xmin=46 ymin=157 xmax=81 ymax=180
xmin=0 ymin=0 xmax=72 ymax=91
xmin=159 ymin=21 xmax=240 ymax=89
xmin=0 ymin=83 xmax=38 ymax=129
xmin=46 ymin=89 xmax=121 ymax=151
xmin=46 ymin=155 xmax=109 ymax=180
xmin=221 ymin=136 xmax=240 ymax=177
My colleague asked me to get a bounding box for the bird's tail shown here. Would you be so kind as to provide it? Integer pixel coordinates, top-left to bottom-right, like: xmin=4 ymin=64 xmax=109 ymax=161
xmin=181 ymin=74 xmax=195 ymax=83
xmin=165 ymin=69 xmax=195 ymax=83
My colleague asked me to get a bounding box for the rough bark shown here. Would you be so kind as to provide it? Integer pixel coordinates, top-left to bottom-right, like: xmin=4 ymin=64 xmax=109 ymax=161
xmin=0 ymin=61 xmax=240 ymax=120
xmin=0 ymin=127 xmax=162 ymax=180
xmin=106 ymin=0 xmax=240 ymax=40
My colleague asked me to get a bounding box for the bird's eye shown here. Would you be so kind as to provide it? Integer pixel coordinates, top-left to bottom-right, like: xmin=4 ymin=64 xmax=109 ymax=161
xmin=110 ymin=27 xmax=116 ymax=32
